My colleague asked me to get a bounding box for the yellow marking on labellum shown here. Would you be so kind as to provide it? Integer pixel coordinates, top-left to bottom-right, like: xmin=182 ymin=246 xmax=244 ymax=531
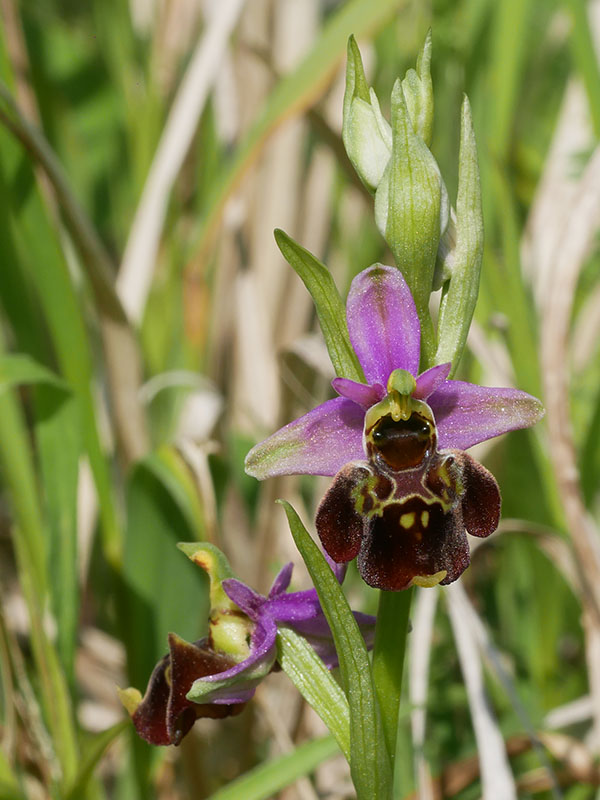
xmin=410 ymin=570 xmax=447 ymax=588
xmin=400 ymin=512 xmax=415 ymax=529
xmin=421 ymin=511 xmax=429 ymax=527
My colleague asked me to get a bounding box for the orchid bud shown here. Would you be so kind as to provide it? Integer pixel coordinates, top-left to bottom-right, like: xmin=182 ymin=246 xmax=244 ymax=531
xmin=177 ymin=543 xmax=252 ymax=660
xmin=342 ymin=36 xmax=391 ymax=193
xmin=375 ymin=78 xmax=449 ymax=317
xmin=401 ymin=29 xmax=434 ymax=146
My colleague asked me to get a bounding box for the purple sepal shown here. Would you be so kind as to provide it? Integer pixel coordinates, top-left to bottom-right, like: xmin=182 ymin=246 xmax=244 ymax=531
xmin=429 ymin=381 xmax=545 ymax=451
xmin=415 ymin=363 xmax=451 ymax=400
xmin=346 ymin=265 xmax=421 ymax=384
xmin=244 ymin=397 xmax=365 ymax=479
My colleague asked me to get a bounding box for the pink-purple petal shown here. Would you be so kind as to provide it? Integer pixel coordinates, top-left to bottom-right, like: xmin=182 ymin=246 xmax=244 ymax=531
xmin=244 ymin=397 xmax=365 ymax=479
xmin=268 ymin=563 xmax=294 ymax=599
xmin=346 ymin=265 xmax=421 ymax=385
xmin=200 ymin=617 xmax=277 ymax=684
xmin=222 ymin=579 xmax=263 ymax=619
xmin=415 ymin=363 xmax=451 ymax=400
xmin=429 ymin=381 xmax=545 ymax=451
xmin=269 ymin=590 xmax=322 ymax=623
xmin=332 ymin=377 xmax=385 ymax=409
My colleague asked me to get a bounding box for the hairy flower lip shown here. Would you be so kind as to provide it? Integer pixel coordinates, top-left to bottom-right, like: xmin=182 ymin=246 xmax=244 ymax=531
xmin=245 ymin=264 xmax=544 ymax=481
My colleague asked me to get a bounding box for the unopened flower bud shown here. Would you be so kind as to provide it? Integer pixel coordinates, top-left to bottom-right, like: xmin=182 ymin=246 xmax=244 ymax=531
xmin=342 ymin=36 xmax=391 ymax=193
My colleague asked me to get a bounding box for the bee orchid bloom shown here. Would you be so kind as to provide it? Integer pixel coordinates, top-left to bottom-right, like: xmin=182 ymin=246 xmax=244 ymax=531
xmin=120 ymin=548 xmax=375 ymax=746
xmin=245 ymin=264 xmax=544 ymax=590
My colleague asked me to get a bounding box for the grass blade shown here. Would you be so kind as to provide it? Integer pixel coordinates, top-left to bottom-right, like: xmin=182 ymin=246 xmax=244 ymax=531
xmin=277 ymin=626 xmax=350 ymax=760
xmin=279 ymin=501 xmax=391 ymax=800
xmin=208 ymin=735 xmax=339 ymax=800
xmin=275 ymin=229 xmax=363 ymax=381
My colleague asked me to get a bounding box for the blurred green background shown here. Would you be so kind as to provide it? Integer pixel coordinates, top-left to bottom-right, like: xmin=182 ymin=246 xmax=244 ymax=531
xmin=0 ymin=0 xmax=599 ymax=797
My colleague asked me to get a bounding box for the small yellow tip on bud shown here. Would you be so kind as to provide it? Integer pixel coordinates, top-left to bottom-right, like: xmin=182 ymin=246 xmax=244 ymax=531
xmin=117 ymin=686 xmax=142 ymax=717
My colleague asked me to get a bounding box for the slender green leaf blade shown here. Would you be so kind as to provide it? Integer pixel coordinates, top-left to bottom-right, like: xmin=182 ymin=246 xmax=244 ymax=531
xmin=275 ymin=229 xmax=363 ymax=381
xmin=65 ymin=721 xmax=128 ymax=800
xmin=0 ymin=354 xmax=68 ymax=393
xmin=279 ymin=501 xmax=391 ymax=800
xmin=277 ymin=626 xmax=350 ymax=760
xmin=35 ymin=387 xmax=81 ymax=683
xmin=208 ymin=735 xmax=339 ymax=800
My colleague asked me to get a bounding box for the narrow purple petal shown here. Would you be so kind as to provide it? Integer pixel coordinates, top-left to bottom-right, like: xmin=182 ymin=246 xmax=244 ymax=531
xmin=268 ymin=563 xmax=294 ymax=599
xmin=269 ymin=590 xmax=322 ymax=623
xmin=325 ymin=555 xmax=347 ymax=584
xmin=346 ymin=265 xmax=421 ymax=385
xmin=222 ymin=579 xmax=264 ymax=619
xmin=332 ymin=377 xmax=385 ymax=409
xmin=244 ymin=397 xmax=365 ymax=478
xmin=294 ymin=611 xmax=376 ymax=668
xmin=201 ymin=618 xmax=276 ymax=683
xmin=429 ymin=381 xmax=545 ymax=451
xmin=414 ymin=363 xmax=451 ymax=400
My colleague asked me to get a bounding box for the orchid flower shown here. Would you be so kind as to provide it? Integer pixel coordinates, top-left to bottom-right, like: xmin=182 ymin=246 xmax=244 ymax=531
xmin=120 ymin=544 xmax=375 ymax=746
xmin=245 ymin=264 xmax=544 ymax=591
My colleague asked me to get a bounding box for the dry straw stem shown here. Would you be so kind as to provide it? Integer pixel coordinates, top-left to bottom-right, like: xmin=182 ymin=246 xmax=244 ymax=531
xmin=409 ymin=587 xmax=438 ymax=800
xmin=540 ymin=146 xmax=600 ymax=681
xmin=446 ymin=583 xmax=517 ymax=800
xmin=403 ymin=731 xmax=600 ymax=799
xmin=117 ymin=0 xmax=246 ymax=323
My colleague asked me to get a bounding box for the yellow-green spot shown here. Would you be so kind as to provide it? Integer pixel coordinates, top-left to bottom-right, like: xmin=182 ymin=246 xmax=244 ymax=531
xmin=400 ymin=512 xmax=415 ymax=529
xmin=410 ymin=570 xmax=447 ymax=588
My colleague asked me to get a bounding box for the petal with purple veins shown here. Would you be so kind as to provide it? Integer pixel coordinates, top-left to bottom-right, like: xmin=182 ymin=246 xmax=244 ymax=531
xmin=414 ymin=363 xmax=451 ymax=400
xmin=346 ymin=264 xmax=421 ymax=385
xmin=429 ymin=381 xmax=545 ymax=451
xmin=244 ymin=397 xmax=365 ymax=479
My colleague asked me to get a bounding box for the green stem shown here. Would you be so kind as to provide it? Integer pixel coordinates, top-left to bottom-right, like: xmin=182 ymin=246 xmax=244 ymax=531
xmin=372 ymin=587 xmax=413 ymax=764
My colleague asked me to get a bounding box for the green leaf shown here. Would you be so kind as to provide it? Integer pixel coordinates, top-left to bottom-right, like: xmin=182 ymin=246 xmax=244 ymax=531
xmin=35 ymin=386 xmax=81 ymax=683
xmin=64 ymin=721 xmax=128 ymax=800
xmin=121 ymin=460 xmax=210 ymax=693
xmin=0 ymin=355 xmax=82 ymax=680
xmin=277 ymin=626 xmax=350 ymax=760
xmin=274 ymin=230 xmax=363 ymax=382
xmin=208 ymin=735 xmax=339 ymax=800
xmin=0 ymin=748 xmax=24 ymax=800
xmin=278 ymin=501 xmax=392 ymax=800
xmin=436 ymin=96 xmax=484 ymax=375
xmin=143 ymin=446 xmax=206 ymax=539
xmin=0 ymin=354 xmax=69 ymax=393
